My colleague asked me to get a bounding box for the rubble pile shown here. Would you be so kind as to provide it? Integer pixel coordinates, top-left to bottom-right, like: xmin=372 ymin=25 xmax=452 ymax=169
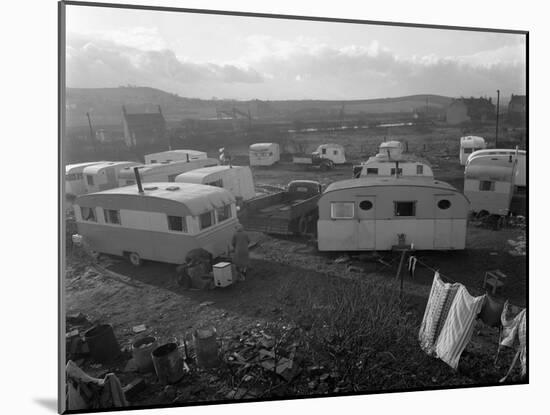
xmin=507 ymin=235 xmax=526 ymax=256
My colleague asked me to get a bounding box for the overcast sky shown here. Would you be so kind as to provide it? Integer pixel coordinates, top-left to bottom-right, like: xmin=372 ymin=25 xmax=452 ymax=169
xmin=65 ymin=5 xmax=526 ymax=100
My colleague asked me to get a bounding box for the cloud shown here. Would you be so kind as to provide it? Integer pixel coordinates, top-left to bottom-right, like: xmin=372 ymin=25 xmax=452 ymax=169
xmin=66 ymin=32 xmax=526 ymax=100
xmin=66 ymin=33 xmax=264 ymax=92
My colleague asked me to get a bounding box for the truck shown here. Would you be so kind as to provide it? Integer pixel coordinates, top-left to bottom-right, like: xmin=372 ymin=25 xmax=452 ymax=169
xmin=239 ymin=180 xmax=323 ymax=235
xmin=292 ymin=144 xmax=346 ymax=171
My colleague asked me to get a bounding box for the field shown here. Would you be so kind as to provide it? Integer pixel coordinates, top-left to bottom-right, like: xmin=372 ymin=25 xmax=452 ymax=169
xmin=64 ymin=122 xmax=527 ymax=408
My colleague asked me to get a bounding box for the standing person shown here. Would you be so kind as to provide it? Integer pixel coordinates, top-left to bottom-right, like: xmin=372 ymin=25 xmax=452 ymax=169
xmin=231 ymin=225 xmax=250 ymax=281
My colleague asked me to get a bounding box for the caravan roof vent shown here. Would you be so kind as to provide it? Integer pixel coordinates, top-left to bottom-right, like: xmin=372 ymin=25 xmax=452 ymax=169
xmin=143 ymin=186 xmax=158 ymax=191
xmin=166 ymin=186 xmax=180 ymax=191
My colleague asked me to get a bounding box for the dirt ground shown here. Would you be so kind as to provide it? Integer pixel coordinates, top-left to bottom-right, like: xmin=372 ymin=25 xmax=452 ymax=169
xmin=64 ymin=124 xmax=527 ymax=409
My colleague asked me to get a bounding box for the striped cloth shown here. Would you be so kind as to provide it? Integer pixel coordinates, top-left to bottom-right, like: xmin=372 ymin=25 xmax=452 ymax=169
xmin=419 ymin=272 xmax=460 ymax=356
xmin=435 ymin=286 xmax=486 ymax=370
xmin=518 ymin=310 xmax=527 ymax=376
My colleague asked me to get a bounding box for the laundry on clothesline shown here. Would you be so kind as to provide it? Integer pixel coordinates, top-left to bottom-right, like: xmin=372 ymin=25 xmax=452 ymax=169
xmin=418 ymin=272 xmax=460 ymax=356
xmin=434 ymin=285 xmax=486 ymax=370
xmin=497 ymin=301 xmax=527 ymax=382
xmin=408 ymin=256 xmax=417 ymax=277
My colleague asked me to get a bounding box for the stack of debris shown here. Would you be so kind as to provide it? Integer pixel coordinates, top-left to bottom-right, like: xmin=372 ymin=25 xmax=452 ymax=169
xmin=507 ymin=235 xmax=526 ymax=256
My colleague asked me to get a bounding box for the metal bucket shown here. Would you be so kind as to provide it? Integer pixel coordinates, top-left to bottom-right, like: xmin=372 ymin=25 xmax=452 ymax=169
xmin=151 ymin=342 xmax=184 ymax=385
xmin=193 ymin=327 xmax=219 ymax=368
xmin=84 ymin=324 xmax=120 ymax=363
xmin=132 ymin=336 xmax=158 ymax=373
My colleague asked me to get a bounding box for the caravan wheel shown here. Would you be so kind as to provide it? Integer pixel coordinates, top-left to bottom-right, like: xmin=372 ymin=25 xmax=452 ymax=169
xmin=128 ymin=252 xmax=142 ymax=267
xmin=297 ymin=216 xmax=308 ymax=235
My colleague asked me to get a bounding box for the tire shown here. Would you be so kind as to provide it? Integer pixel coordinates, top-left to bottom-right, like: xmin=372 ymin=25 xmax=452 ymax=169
xmin=128 ymin=252 xmax=142 ymax=267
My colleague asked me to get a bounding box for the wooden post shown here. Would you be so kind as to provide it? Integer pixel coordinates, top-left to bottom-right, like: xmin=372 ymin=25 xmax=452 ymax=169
xmin=392 ymin=244 xmax=412 ymax=300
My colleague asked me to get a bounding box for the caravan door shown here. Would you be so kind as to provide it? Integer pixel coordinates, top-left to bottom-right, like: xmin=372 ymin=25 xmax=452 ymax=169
xmin=433 ymin=195 xmax=454 ymax=249
xmin=356 ymin=196 xmax=376 ymax=250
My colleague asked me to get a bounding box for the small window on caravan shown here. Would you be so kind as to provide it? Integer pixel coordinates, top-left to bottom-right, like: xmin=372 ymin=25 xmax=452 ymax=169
xmin=331 ymin=202 xmax=354 ymax=219
xmin=167 ymin=216 xmax=188 ymax=232
xmin=416 ymin=165 xmax=424 ymax=175
xmin=479 ymin=181 xmax=495 ymax=191
xmin=206 ymin=179 xmax=223 ymax=188
xmin=463 ymin=148 xmax=473 ymax=154
xmin=333 ymin=150 xmax=338 ymax=155
xmin=366 ymin=168 xmax=378 ymax=175
xmin=104 ymin=209 xmax=121 ymax=225
xmin=394 ymin=201 xmax=416 ymax=216
xmin=438 ymin=199 xmax=451 ymax=210
xmin=390 ymin=168 xmax=403 ymax=176
xmin=359 ymin=200 xmax=373 ymax=211
xmin=216 ymin=205 xmax=231 ymax=222
xmin=86 ymin=175 xmax=94 ymax=185
xmin=199 ymin=211 xmax=214 ymax=230
xmin=80 ymin=206 xmax=97 ymax=222
xmin=322 ymin=148 xmax=327 ymax=155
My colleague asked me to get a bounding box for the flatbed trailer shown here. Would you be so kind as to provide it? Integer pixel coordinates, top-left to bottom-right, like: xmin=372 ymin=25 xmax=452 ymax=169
xmin=239 ymin=180 xmax=322 ymax=235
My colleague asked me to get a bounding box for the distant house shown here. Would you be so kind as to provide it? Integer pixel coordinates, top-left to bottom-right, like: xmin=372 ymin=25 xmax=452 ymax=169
xmin=508 ymin=94 xmax=526 ymax=124
xmin=122 ymin=105 xmax=167 ymax=147
xmin=446 ymin=97 xmax=496 ymax=125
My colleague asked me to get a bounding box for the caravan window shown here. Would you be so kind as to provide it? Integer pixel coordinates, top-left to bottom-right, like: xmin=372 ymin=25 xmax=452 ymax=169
xmin=86 ymin=175 xmax=94 ymax=185
xmin=206 ymin=179 xmax=223 ymax=188
xmin=390 ymin=168 xmax=403 ymax=176
xmin=199 ymin=211 xmax=214 ymax=230
xmin=366 ymin=168 xmax=378 ymax=175
xmin=80 ymin=206 xmax=97 ymax=222
xmin=416 ymin=165 xmax=424 ymax=175
xmin=216 ymin=205 xmax=231 ymax=222
xmin=167 ymin=216 xmax=188 ymax=232
xmin=463 ymin=148 xmax=473 ymax=154
xmin=394 ymin=201 xmax=416 ymax=216
xmin=66 ymin=173 xmax=83 ymax=181
xmin=479 ymin=181 xmax=495 ymax=191
xmin=104 ymin=209 xmax=121 ymax=225
xmin=331 ymin=202 xmax=354 ymax=219
xmin=322 ymin=148 xmax=327 ymax=155
xmin=333 ymin=150 xmax=338 ymax=155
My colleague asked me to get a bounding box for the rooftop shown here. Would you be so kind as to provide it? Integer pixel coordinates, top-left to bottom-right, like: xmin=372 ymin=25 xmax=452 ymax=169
xmin=324 ymin=177 xmax=458 ymax=194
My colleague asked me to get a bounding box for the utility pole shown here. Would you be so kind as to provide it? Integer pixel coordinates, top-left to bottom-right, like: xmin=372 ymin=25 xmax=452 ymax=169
xmin=495 ymin=90 xmax=500 ymax=148
xmin=86 ymin=111 xmax=97 ymax=155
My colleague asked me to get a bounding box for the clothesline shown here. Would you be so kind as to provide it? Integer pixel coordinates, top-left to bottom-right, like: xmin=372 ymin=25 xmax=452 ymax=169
xmin=407 ymin=254 xmax=524 ymax=310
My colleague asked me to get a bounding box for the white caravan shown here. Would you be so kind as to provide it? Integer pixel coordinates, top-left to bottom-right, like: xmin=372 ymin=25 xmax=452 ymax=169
xmin=175 ymin=165 xmax=256 ymax=203
xmin=65 ymin=161 xmax=107 ymax=197
xmin=83 ymin=161 xmax=140 ymax=193
xmin=459 ymin=136 xmax=486 ymax=165
xmin=467 ymin=149 xmax=526 ymax=188
xmin=249 ymin=143 xmax=280 ymax=166
xmin=314 ymin=144 xmax=346 ymax=164
xmin=144 ymin=149 xmax=208 ymax=164
xmin=118 ymin=158 xmax=219 ymax=187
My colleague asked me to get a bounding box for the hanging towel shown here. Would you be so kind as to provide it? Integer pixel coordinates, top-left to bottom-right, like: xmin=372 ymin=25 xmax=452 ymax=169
xmin=419 ymin=272 xmax=460 ymax=356
xmin=479 ymin=295 xmax=505 ymax=327
xmin=497 ymin=303 xmax=527 ymax=381
xmin=408 ymin=256 xmax=417 ymax=277
xmin=434 ymin=286 xmax=486 ymax=370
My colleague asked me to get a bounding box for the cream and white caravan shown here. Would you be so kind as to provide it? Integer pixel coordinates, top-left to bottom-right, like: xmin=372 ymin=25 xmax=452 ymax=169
xmin=459 ymin=136 xmax=486 ymax=165
xmin=358 ymin=154 xmax=433 ymax=178
xmin=145 ymin=150 xmax=207 ymax=164
xmin=464 ymin=156 xmax=516 ymax=216
xmin=249 ymin=143 xmax=280 ymax=166
xmin=378 ymin=140 xmax=404 ymax=159
xmin=118 ymin=158 xmax=219 ymax=186
xmin=314 ymin=144 xmax=346 ymax=164
xmin=65 ymin=161 xmax=106 ymax=197
xmin=83 ymin=161 xmax=140 ymax=193
xmin=317 ymin=177 xmax=469 ymax=251
xmin=467 ymin=149 xmax=526 ymax=188
xmin=74 ymin=182 xmax=239 ymax=265
xmin=175 ymin=165 xmax=256 ymax=203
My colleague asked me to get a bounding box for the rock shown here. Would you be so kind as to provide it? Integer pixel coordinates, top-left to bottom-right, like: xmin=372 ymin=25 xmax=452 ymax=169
xmin=132 ymin=324 xmax=147 ymax=333
xmin=199 ymin=301 xmax=215 ymax=307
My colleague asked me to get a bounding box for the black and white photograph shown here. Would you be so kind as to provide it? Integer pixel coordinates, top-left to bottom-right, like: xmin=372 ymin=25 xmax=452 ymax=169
xmin=58 ymin=1 xmax=528 ymax=413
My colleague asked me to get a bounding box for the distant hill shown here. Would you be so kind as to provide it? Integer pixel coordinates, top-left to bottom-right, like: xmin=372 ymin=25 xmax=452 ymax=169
xmin=65 ymin=86 xmax=454 ymax=127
